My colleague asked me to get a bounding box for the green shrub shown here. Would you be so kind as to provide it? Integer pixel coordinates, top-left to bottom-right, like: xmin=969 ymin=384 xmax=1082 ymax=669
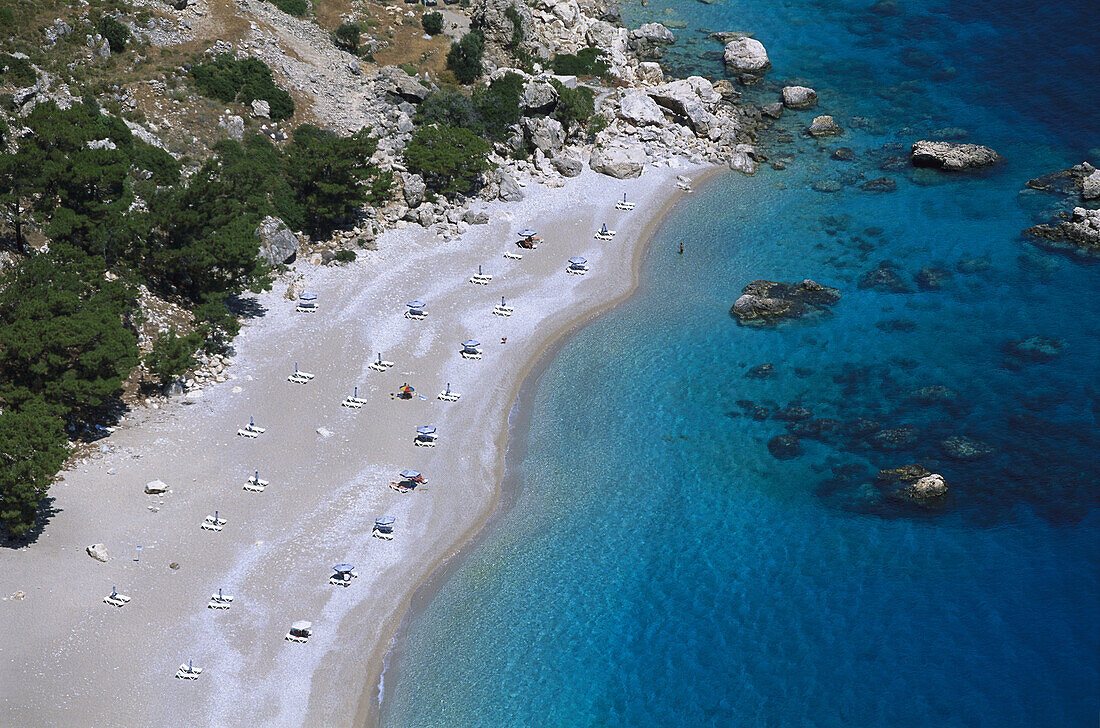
xmin=0 ymin=54 xmax=36 ymax=87
xmin=472 ymin=71 xmax=524 ymax=140
xmin=190 ymin=54 xmax=295 ymax=121
xmin=552 ymin=81 xmax=594 ymax=129
xmin=333 ymin=22 xmax=360 ymax=52
xmin=551 ymin=48 xmax=609 ymax=77
xmin=447 ymin=31 xmax=483 ymax=84
xmin=0 ymin=7 xmax=14 ymax=26
xmin=421 ymin=11 xmax=443 ymax=35
xmin=399 ymin=62 xmax=418 ymax=77
xmin=271 ymin=0 xmax=308 ymax=15
xmin=145 ymin=327 xmax=201 ymax=386
xmin=334 ymin=249 xmax=356 ymax=263
xmin=404 ymin=124 xmax=493 ymax=197
xmin=97 ymin=16 xmax=129 ymax=54
xmin=0 ymin=397 xmax=68 ymax=538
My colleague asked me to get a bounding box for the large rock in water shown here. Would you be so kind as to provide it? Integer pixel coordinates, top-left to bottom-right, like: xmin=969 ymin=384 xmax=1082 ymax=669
xmin=781 ymin=85 xmax=817 ymax=110
xmin=910 ymin=140 xmax=999 ymax=170
xmin=255 ymin=217 xmax=299 ymax=266
xmin=807 ymin=115 xmax=842 ymax=137
xmin=909 ymin=473 xmax=947 ymax=500
xmin=589 ymin=143 xmax=646 ymax=178
xmin=1024 ymin=207 xmax=1100 ymax=258
xmin=723 ymin=37 xmax=770 ymax=73
xmin=729 ymin=279 xmax=841 ymax=324
xmin=618 ymin=91 xmax=666 ymax=126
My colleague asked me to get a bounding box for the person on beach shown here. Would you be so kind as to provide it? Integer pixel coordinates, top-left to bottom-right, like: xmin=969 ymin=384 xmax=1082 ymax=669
xmin=501 ymin=337 xmax=507 ymax=345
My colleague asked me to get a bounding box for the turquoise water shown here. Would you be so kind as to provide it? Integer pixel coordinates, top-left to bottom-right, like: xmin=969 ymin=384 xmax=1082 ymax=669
xmin=379 ymin=1 xmax=1099 ymax=725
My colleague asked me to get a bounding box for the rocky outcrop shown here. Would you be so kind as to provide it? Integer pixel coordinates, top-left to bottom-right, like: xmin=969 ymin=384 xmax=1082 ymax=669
xmin=551 ymin=155 xmax=584 ymax=177
xmin=400 ymin=172 xmax=426 ymax=208
xmin=377 ymin=66 xmax=430 ymax=104
xmin=781 ymin=85 xmax=817 ymax=110
xmin=807 ymin=115 xmax=842 ymax=137
xmin=496 ymin=169 xmax=524 ymax=201
xmin=645 ymin=77 xmax=720 ymax=136
xmin=589 ymin=143 xmax=646 ymax=178
xmin=522 ymin=78 xmax=559 ymax=113
xmin=255 ymin=217 xmax=299 ymax=266
xmin=730 ymin=279 xmax=841 ymax=324
xmin=522 ymin=116 xmax=565 ymax=155
xmin=1025 ymin=162 xmax=1098 ymax=201
xmin=618 ymin=91 xmax=666 ymax=126
xmin=634 ymin=22 xmax=674 ymax=44
xmin=910 ymin=141 xmax=999 ymax=170
xmin=1024 ymin=207 xmax=1100 ymax=258
xmin=915 ymin=265 xmax=950 ymax=290
xmin=871 ymin=425 xmax=918 ymax=451
xmin=729 ymin=144 xmax=757 ymax=175
xmin=1005 ymin=335 xmax=1066 ymax=362
xmin=723 ymin=37 xmax=770 ymax=73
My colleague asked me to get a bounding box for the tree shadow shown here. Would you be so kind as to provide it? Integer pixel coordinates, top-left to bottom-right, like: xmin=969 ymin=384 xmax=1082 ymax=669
xmin=1 ymin=496 xmax=61 ymax=548
xmin=226 ymin=293 xmax=267 ymax=321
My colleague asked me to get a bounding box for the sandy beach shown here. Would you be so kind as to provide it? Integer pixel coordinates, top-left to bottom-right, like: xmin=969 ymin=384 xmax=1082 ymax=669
xmin=0 ymin=161 xmax=712 ymax=726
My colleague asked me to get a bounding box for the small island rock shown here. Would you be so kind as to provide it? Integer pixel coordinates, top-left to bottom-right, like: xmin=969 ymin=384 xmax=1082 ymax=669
xmin=730 ymin=279 xmax=841 ymax=324
xmin=781 ymin=85 xmax=817 ymax=110
xmin=807 ymin=115 xmax=842 ymax=137
xmin=723 ymin=37 xmax=770 ymax=73
xmin=910 ymin=140 xmax=999 ymax=170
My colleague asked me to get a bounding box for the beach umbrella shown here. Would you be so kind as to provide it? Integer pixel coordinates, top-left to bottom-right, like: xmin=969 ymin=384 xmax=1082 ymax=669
xmin=623 ymin=192 xmax=628 ymax=202
xmin=569 ymin=257 xmax=587 ymax=266
xmin=600 ymin=223 xmax=609 ymax=234
xmin=407 ymin=300 xmax=426 ymax=310
xmin=399 ymin=469 xmax=421 ymax=479
xmin=399 ymin=384 xmax=415 ymax=395
xmin=416 ymin=425 xmax=437 ymax=435
xmin=352 ymin=386 xmax=359 ymax=398
xmin=375 ymin=516 xmax=396 ymax=527
xmin=291 ymin=620 xmax=312 ymax=631
xmin=478 ymin=265 xmax=484 ymax=275
xmin=376 ymin=352 xmax=383 ymax=364
xmin=518 ymin=229 xmax=537 ymax=238
xmin=300 ymin=292 xmax=317 ymax=301
xmin=333 ymin=564 xmax=355 ymax=574
xmin=462 ymin=340 xmax=480 ymax=350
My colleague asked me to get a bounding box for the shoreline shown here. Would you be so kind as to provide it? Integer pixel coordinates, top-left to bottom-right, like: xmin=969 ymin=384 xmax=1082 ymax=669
xmin=359 ymin=164 xmax=727 ymax=727
xmin=0 ymin=162 xmax=723 ymax=727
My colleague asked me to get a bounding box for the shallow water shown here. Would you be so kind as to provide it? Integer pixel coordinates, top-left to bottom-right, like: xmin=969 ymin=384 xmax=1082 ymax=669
xmin=379 ymin=0 xmax=1099 ymax=725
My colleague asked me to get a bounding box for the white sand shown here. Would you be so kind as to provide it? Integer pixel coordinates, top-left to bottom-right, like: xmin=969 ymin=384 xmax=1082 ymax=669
xmin=0 ymin=162 xmax=713 ymax=726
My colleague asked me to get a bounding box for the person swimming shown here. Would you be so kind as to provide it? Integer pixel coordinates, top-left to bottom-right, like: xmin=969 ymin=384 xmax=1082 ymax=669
xmin=679 ymin=242 xmax=684 ymax=255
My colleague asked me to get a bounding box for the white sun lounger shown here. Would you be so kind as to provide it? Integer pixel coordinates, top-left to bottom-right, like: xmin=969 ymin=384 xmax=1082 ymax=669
xmin=469 ymin=273 xmax=492 ymax=285
xmin=175 ymin=663 xmax=203 ymax=679
xmin=207 ymin=592 xmax=234 ymax=609
xmin=244 ymin=475 xmax=268 ymax=492
xmin=567 ymin=266 xmax=588 ymax=276
xmin=369 ymin=359 xmax=394 ymax=372
xmin=341 ymin=396 xmax=367 ymax=409
xmin=295 ymin=304 xmax=317 ymax=313
xmin=330 ymin=570 xmax=358 ymax=587
xmin=493 ymin=305 xmax=513 ymax=317
xmin=404 ymin=310 xmax=427 ymax=320
xmin=201 ymin=514 xmax=227 ymax=532
xmin=503 ymin=251 xmax=523 ymax=260
xmin=615 ymin=200 xmax=635 ymax=211
xmin=288 ymin=370 xmax=314 ymax=384
xmin=594 ymin=230 xmax=616 ymax=241
xmin=414 ymin=437 xmax=436 ymax=448
xmin=372 ymin=527 xmax=395 ymax=540
xmin=677 ymin=181 xmax=693 ymax=192
xmin=438 ymin=389 xmax=461 ymax=402
xmin=236 ymin=428 xmax=258 ymax=438
xmin=285 ymin=623 xmax=312 ymax=643
xmin=103 ymin=590 xmax=130 ymax=608
xmin=461 ymin=350 xmax=482 ymax=360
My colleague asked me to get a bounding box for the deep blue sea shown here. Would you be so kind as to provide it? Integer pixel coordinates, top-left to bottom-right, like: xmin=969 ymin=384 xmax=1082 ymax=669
xmin=379 ymin=1 xmax=1100 ymax=725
